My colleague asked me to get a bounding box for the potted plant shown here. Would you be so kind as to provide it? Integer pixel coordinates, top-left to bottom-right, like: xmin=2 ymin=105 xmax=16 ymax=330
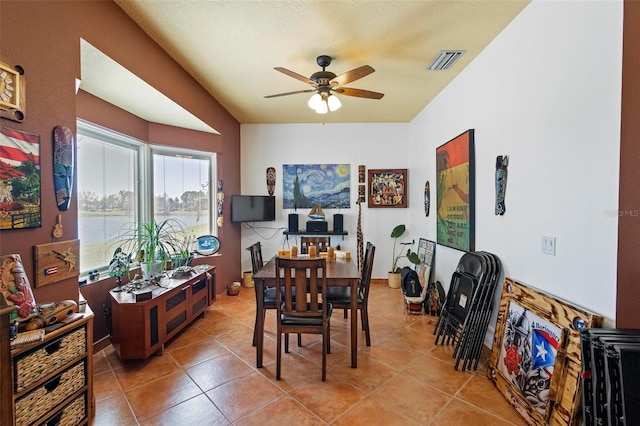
xmin=111 ymin=218 xmax=189 ymax=279
xmin=388 ymin=224 xmax=420 ymax=288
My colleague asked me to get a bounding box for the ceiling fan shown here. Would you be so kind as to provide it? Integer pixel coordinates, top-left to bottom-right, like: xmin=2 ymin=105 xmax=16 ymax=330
xmin=265 ymin=55 xmax=384 ymax=114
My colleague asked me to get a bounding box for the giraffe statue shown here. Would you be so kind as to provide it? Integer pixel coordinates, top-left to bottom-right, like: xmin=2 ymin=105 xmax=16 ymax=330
xmin=356 ymin=199 xmax=364 ymax=274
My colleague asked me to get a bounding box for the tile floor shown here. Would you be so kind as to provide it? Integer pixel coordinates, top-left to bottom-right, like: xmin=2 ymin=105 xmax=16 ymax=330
xmin=92 ymin=281 xmax=526 ymax=425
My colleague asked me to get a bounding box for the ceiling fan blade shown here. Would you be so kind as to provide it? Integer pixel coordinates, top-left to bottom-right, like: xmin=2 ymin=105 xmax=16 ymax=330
xmin=334 ymin=87 xmax=384 ymax=99
xmin=274 ymin=67 xmax=316 ymax=86
xmin=330 ymin=65 xmax=375 ymax=87
xmin=264 ymin=89 xmax=315 ymax=99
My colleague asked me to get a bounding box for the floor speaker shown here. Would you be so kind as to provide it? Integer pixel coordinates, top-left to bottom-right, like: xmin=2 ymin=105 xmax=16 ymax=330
xmin=288 ymin=214 xmax=299 ymax=232
xmin=333 ymin=214 xmax=343 ymax=232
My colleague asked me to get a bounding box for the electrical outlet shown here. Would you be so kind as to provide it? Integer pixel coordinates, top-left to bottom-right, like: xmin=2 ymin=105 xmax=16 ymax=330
xmin=541 ymin=236 xmax=556 ymax=255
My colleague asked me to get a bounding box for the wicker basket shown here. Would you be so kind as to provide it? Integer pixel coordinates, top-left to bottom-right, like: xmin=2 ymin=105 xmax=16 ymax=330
xmin=15 ymin=361 xmax=86 ymax=425
xmin=42 ymin=392 xmax=86 ymax=426
xmin=14 ymin=325 xmax=86 ymax=392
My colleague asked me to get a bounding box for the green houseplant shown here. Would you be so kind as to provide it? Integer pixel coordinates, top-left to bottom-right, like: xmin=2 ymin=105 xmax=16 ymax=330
xmin=388 ymin=224 xmax=420 ymax=288
xmin=111 ymin=218 xmax=190 ymax=279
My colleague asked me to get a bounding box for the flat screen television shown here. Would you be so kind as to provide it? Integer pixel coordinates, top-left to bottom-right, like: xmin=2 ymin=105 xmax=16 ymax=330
xmin=231 ymin=195 xmax=276 ymax=222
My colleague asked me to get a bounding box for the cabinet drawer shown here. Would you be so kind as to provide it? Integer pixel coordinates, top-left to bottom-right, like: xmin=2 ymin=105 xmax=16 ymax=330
xmin=40 ymin=391 xmax=86 ymax=426
xmin=14 ymin=325 xmax=86 ymax=392
xmin=15 ymin=361 xmax=86 ymax=426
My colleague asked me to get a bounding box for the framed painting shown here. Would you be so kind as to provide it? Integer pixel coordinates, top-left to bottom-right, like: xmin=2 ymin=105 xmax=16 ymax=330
xmin=283 ymin=164 xmax=350 ymax=209
xmin=488 ymin=278 xmax=603 ymax=426
xmin=368 ymin=168 xmax=407 ymax=208
xmin=436 ymin=129 xmax=474 ymax=251
xmin=0 ymin=126 xmax=41 ymax=229
xmin=416 ymin=238 xmax=436 ymax=286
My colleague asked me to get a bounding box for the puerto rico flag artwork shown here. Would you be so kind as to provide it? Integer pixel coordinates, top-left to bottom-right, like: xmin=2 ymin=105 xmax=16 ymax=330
xmin=498 ymin=301 xmax=561 ymax=415
xmin=0 ymin=126 xmax=41 ymax=229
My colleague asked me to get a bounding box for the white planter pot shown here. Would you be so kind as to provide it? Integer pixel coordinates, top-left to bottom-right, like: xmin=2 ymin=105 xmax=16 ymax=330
xmin=141 ymin=261 xmax=162 ymax=280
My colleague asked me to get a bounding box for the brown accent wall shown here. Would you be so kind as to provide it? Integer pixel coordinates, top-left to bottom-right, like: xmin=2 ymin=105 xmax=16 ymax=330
xmin=617 ymin=1 xmax=640 ymax=328
xmin=0 ymin=1 xmax=241 ymax=341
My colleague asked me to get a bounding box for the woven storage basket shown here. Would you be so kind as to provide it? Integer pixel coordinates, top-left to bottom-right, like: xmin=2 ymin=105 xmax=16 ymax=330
xmin=15 ymin=361 xmax=86 ymax=425
xmin=14 ymin=325 xmax=86 ymax=392
xmin=42 ymin=392 xmax=86 ymax=426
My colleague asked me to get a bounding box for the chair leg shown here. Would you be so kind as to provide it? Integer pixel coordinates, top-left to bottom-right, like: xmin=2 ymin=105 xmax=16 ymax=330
xmin=285 ymin=333 xmax=289 ymax=353
xmin=297 ymin=333 xmax=302 ymax=347
xmin=343 ymin=308 xmax=348 ymax=318
xmin=327 ymin=319 xmax=331 ymax=354
xmin=322 ymin=330 xmax=327 ymax=382
xmin=276 ymin=329 xmax=282 ymax=380
xmin=362 ymin=306 xmax=371 ymax=346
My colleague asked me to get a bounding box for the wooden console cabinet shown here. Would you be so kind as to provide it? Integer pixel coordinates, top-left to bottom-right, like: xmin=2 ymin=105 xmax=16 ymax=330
xmin=109 ymin=267 xmax=212 ymax=360
xmin=10 ymin=310 xmax=94 ymax=426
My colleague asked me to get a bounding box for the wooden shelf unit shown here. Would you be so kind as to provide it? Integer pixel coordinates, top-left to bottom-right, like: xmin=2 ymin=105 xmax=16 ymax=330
xmin=10 ymin=309 xmax=94 ymax=426
xmin=108 ymin=267 xmax=212 ymax=360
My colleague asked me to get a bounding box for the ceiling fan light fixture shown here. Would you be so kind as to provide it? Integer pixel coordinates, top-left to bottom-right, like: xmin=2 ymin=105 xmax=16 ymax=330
xmin=308 ymin=93 xmax=323 ymax=110
xmin=327 ymin=94 xmax=341 ymax=112
xmin=315 ymin=100 xmax=328 ymax=114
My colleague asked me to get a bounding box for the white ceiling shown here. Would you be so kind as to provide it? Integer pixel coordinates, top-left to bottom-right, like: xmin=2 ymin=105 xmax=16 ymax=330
xmin=85 ymin=0 xmax=530 ymax=126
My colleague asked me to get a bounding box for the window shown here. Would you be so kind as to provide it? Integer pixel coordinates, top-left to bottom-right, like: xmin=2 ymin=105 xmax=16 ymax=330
xmin=77 ymin=120 xmax=216 ymax=274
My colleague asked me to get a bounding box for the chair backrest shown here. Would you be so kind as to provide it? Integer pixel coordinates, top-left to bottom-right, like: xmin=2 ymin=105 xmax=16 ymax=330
xmin=300 ymin=236 xmax=330 ymax=254
xmin=250 ymin=242 xmax=263 ymax=274
xmin=275 ymin=257 xmax=327 ymax=320
xmin=360 ymin=242 xmax=376 ymax=302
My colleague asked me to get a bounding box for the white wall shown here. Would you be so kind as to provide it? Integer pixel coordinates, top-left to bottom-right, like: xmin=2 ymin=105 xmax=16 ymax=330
xmin=241 ymin=1 xmax=622 ymax=332
xmin=240 ymin=123 xmax=410 ymax=276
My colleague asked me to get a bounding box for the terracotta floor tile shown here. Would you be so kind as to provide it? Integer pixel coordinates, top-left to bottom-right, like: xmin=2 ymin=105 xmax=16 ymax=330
xmin=93 ymin=351 xmax=111 ymax=375
xmin=234 ymin=395 xmax=324 ymax=426
xmin=93 ymin=278 xmax=529 ymax=426
xmin=113 ymin=353 xmax=181 ymax=391
xmin=330 ymin=353 xmax=396 ymax=393
xmin=125 ymin=371 xmax=203 ymax=421
xmin=206 ymin=372 xmax=285 ymax=422
xmin=139 ymin=394 xmax=230 ymax=426
xmin=168 ymin=337 xmax=232 ymax=368
xmin=401 ymin=353 xmax=473 ymax=395
xmin=430 ymin=397 xmax=518 ymax=426
xmin=369 ymin=373 xmax=453 ymax=424
xmin=92 ymin=394 xmax=137 ymax=426
xmin=364 ymin=338 xmax=422 ymax=371
xmin=290 ymin=375 xmax=365 ymax=423
xmin=333 ymin=396 xmax=420 ymax=426
xmin=457 ymin=375 xmax=526 ymax=424
xmin=93 ymin=370 xmax=122 ymax=402
xmin=186 ymin=352 xmax=254 ymax=392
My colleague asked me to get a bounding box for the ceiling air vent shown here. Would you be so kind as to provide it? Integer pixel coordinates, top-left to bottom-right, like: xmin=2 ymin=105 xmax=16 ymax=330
xmin=427 ymin=50 xmax=466 ymax=71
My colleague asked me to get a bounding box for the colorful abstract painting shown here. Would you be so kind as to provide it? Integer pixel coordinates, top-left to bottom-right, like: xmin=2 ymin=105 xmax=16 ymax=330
xmin=283 ymin=164 xmax=350 ymax=209
xmin=0 ymin=126 xmax=41 ymax=229
xmin=436 ymin=129 xmax=474 ymax=251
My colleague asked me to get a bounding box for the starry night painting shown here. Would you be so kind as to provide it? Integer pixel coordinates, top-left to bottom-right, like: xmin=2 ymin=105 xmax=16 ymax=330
xmin=283 ymin=164 xmax=350 ymax=209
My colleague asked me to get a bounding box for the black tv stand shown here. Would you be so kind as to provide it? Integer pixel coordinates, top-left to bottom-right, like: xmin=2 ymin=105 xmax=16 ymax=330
xmin=283 ymin=231 xmax=348 ymax=242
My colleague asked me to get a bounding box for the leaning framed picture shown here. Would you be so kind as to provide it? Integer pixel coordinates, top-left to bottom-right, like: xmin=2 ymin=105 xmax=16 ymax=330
xmin=368 ymin=168 xmax=407 ymax=208
xmin=436 ymin=129 xmax=474 ymax=251
xmin=488 ymin=278 xmax=603 ymax=426
xmin=416 ymin=238 xmax=436 ymax=286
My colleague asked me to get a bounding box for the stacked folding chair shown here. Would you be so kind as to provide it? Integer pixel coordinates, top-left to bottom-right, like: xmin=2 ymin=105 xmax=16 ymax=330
xmin=433 ymin=251 xmax=502 ymax=371
xmin=580 ymin=328 xmax=640 ymax=426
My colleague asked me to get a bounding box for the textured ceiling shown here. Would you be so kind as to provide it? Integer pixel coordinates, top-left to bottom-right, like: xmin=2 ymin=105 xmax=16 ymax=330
xmin=86 ymin=1 xmax=530 ymax=125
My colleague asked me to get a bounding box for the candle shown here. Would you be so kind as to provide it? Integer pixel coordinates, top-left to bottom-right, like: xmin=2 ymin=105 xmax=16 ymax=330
xmin=327 ymin=246 xmax=335 ymax=262
xmin=309 ymin=245 xmax=317 ymax=258
xmin=291 ymin=246 xmax=298 ymax=258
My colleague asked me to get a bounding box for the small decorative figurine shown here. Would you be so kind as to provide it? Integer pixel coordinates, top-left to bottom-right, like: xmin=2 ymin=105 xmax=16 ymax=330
xmin=108 ymin=248 xmax=130 ymax=292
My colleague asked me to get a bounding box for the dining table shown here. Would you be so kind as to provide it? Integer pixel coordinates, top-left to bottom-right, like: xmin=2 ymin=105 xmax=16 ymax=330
xmin=253 ymin=255 xmax=362 ymax=368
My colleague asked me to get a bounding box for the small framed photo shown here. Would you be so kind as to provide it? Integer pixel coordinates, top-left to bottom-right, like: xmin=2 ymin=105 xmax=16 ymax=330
xmin=368 ymin=169 xmax=407 ymax=208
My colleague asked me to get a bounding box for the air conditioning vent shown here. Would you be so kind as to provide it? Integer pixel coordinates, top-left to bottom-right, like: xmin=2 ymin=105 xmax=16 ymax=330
xmin=427 ymin=50 xmax=466 ymax=71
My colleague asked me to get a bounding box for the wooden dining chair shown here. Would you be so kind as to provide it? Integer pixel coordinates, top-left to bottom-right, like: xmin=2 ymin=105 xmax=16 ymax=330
xmin=300 ymin=236 xmax=330 ymax=254
xmin=326 ymin=242 xmax=376 ymax=346
xmin=251 ymin=242 xmax=272 ymax=346
xmin=275 ymin=257 xmax=332 ymax=381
